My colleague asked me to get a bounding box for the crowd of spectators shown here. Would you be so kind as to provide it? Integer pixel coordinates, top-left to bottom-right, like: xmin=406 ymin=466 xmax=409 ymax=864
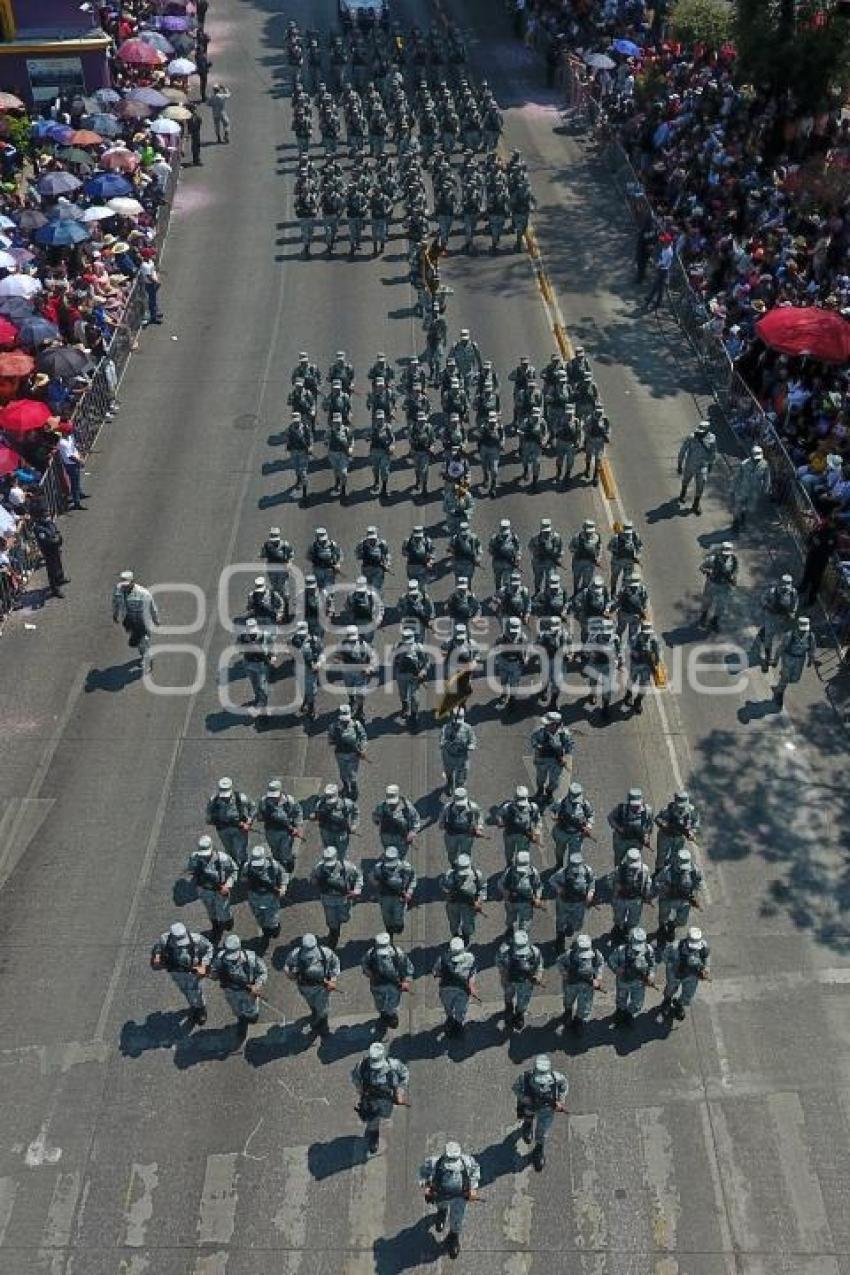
xmin=0 ymin=0 xmax=207 ymax=617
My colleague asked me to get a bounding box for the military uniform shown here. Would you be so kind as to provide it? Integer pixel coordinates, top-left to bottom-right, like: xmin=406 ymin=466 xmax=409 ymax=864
xmin=328 ymin=709 xmax=368 ymax=799
xmin=433 ymin=938 xmax=478 ymax=1033
xmin=608 ymin=789 xmax=653 ymax=865
xmin=558 ymin=934 xmax=604 ymax=1027
xmin=352 ymin=1044 xmax=410 ymax=1152
xmin=608 ymin=928 xmax=656 ymax=1024
xmin=612 ymin=848 xmax=652 ymax=936
xmin=439 ymin=790 xmax=483 ymax=863
xmin=256 ymin=783 xmax=303 ymax=873
xmin=310 ymin=848 xmax=363 ymax=946
xmin=677 ymin=424 xmax=716 ymax=513
xmin=401 ymin=529 xmax=435 ymax=587
xmin=529 ymin=521 xmax=563 ymax=592
xmin=370 ymin=847 xmax=417 ymax=936
xmin=291 ymin=624 xmax=323 ymax=717
xmin=550 ymin=853 xmax=596 ymax=948
xmin=206 ymin=780 xmax=256 ymax=866
xmin=731 ymin=447 xmax=771 ymax=530
xmin=185 ymin=839 xmax=236 ymax=939
xmin=513 ymin=1057 xmax=567 ymax=1170
xmin=211 ymin=935 xmax=268 ymax=1036
xmin=240 ymin=846 xmax=287 ymax=950
xmin=496 ymin=790 xmax=542 ymax=863
xmin=439 ymin=716 xmax=477 ymax=793
xmin=529 ymin=714 xmax=574 ymax=802
xmin=654 ymin=793 xmax=700 ymax=872
xmin=497 ymin=930 xmax=543 ymax=1028
xmin=361 ymin=933 xmax=414 ymax=1026
xmin=393 ymin=633 xmax=430 ymax=722
xmin=372 ymin=787 xmax=421 ymax=850
xmin=699 ymin=544 xmax=738 ymax=629
xmin=419 ymin=1143 xmax=481 ymax=1255
xmin=653 ymin=848 xmax=703 ymax=942
xmin=499 ymin=852 xmax=543 ymax=932
xmin=551 ymin=783 xmax=595 ymax=867
xmin=311 ymin=786 xmax=359 ymax=854
xmin=356 ymin=530 xmax=392 ymax=594
xmin=758 ymin=577 xmax=799 ymax=667
xmin=569 ymin=523 xmax=603 ymax=594
xmin=774 ymin=619 xmax=815 ymax=706
xmin=284 ymin=933 xmax=340 ymax=1035
xmin=488 ymin=522 xmax=522 ymax=594
xmin=478 ymin=411 xmax=504 ymax=495
xmin=663 ymin=928 xmax=710 ymax=1018
xmin=440 ymin=855 xmax=486 ymax=942
xmin=150 ymin=923 xmax=212 ymax=1024
xmin=112 ymin=574 xmax=160 ymax=662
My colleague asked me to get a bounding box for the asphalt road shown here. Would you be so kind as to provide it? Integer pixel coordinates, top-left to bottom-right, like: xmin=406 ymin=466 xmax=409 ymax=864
xmin=0 ymin=1 xmax=849 ymax=1273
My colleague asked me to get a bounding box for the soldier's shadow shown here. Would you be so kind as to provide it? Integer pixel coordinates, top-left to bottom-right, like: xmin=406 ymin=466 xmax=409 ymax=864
xmin=173 ymin=1024 xmax=245 ymax=1067
xmin=85 ymin=662 xmax=143 ymax=693
xmin=477 ymin=1128 xmax=527 ymax=1186
xmin=317 ymin=1020 xmax=376 ymax=1064
xmin=308 ymin=1134 xmax=367 ymax=1179
xmin=374 ymin=1215 xmax=443 ymax=1274
xmin=119 ymin=1011 xmax=191 ymax=1058
xmin=609 ymin=1007 xmax=674 ymax=1057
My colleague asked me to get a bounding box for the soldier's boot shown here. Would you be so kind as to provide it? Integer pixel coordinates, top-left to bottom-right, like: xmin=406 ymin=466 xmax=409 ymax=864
xmin=678 ymin=481 xmax=688 ymax=502
xmin=673 ymin=999 xmax=686 ymax=1020
xmin=573 ymin=1015 xmax=585 ymax=1034
xmin=548 ymin=689 xmax=559 ymax=708
xmin=326 ymin=927 xmax=341 ymax=950
xmin=555 ymin=931 xmax=566 ymax=955
xmin=514 ymin=1011 xmax=526 ymax=1030
xmin=555 ymin=461 xmax=563 ymax=481
xmin=300 ymin=479 xmax=308 ymax=500
xmin=691 ymin=500 xmax=701 ymax=515
xmin=434 ymin=1207 xmax=448 ymax=1233
xmin=610 ymin=924 xmax=625 ymax=942
xmin=504 ymin=1000 xmax=516 ymax=1029
xmin=316 ymin=1016 xmax=331 ymax=1038
xmin=533 ymin=787 xmax=546 ymax=806
xmin=380 ymin=1010 xmax=399 ymax=1029
xmin=521 ymin=466 xmax=529 ymax=481
xmin=613 ymin=1007 xmax=629 ymax=1026
xmin=235 ymin=1016 xmax=251 ymax=1042
xmin=367 ymin=1127 xmax=380 ymax=1154
xmin=520 ymin=1118 xmax=533 ymax=1145
xmin=773 ymin=686 xmax=785 ymax=706
xmin=191 ymin=1005 xmax=208 ymax=1027
xmin=624 ymin=688 xmax=633 ymax=707
xmin=699 ymin=610 xmax=708 ymax=626
xmin=256 ymin=930 xmax=271 ymax=954
xmin=633 ymin=694 xmax=644 ymax=714
xmin=532 ymin=1142 xmax=545 ymax=1172
xmin=210 ymin=921 xmax=224 ymax=944
xmin=223 ymin=916 xmax=235 ymax=932
xmin=446 ymin=1232 xmax=461 ymax=1259
xmin=515 ymin=234 xmax=523 ymax=251
xmin=340 ymin=478 xmax=348 ymax=499
xmin=380 ymin=478 xmax=388 ymax=497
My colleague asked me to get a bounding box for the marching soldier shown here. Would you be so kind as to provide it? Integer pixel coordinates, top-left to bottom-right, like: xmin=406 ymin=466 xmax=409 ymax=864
xmin=529 ymin=516 xmax=563 ymax=592
xmin=518 ymin=405 xmax=547 ymax=487
xmin=286 ymin=413 xmax=312 ymax=501
xmin=150 ymin=922 xmax=212 ymax=1026
xmin=478 ymin=408 xmax=505 ymax=497
xmin=112 ymin=570 xmax=160 ymax=669
xmin=240 ymin=844 xmax=287 ymax=952
xmin=419 ymin=1141 xmax=482 ymax=1259
xmin=488 ymin=518 xmax=522 ymax=594
xmin=291 ymin=620 xmax=323 ymax=718
xmin=731 ymin=443 xmax=771 ymax=532
xmin=353 ymin=1042 xmax=410 ymax=1155
xmin=551 ymin=781 xmax=595 ymax=867
xmin=310 ymin=844 xmax=363 ymax=948
xmin=496 ymin=785 xmax=543 ymax=863
xmin=356 ymin=526 xmax=392 ymax=595
xmin=614 ymin=566 xmax=649 ymax=643
xmin=327 ymin=703 xmax=368 ymax=799
xmin=206 ymin=776 xmax=255 ymax=866
xmin=392 ymin=628 xmax=431 ymax=725
xmin=448 ymin=519 xmax=482 ymax=585
xmin=497 ymin=928 xmax=544 ymax=1030
xmin=247 ymin=575 xmax=286 ymax=630
xmin=439 ymin=786 xmax=484 ymax=864
xmin=529 ymin=711 xmax=574 ymax=805
xmin=410 ymin=412 xmax=436 ymax=495
xmin=238 ymin=617 xmax=275 ymax=711
xmin=584 ymin=404 xmax=610 ymax=486
xmin=310 ymin=782 xmax=359 ymax=854
xmin=552 ymin=401 xmax=581 ymax=485
xmin=624 ymin=620 xmax=661 ymax=715
xmin=283 ymin=932 xmax=339 ymax=1037
xmin=255 ymin=779 xmax=303 ymax=874
xmin=512 ymin=1056 xmax=567 ymax=1171
xmin=211 ymin=933 xmax=268 ymax=1041
xmin=538 ymin=615 xmax=570 ymax=710
xmin=608 ymin=787 xmax=653 ymax=864
xmin=307 ymin=527 xmax=343 ymax=599
xmin=699 ymin=541 xmax=738 ymax=630
xmin=440 ymin=853 xmax=486 ymax=943
xmin=773 ymin=614 xmax=815 ymax=707
xmin=757 ymin=573 xmax=799 ymax=669
xmin=260 ymin=526 xmax=294 ymax=614
xmin=400 ymin=578 xmax=436 ymax=639
xmin=677 ymin=419 xmax=716 ymax=515
xmin=361 ymin=931 xmax=414 ymax=1029
xmin=653 ymin=846 xmax=704 ymax=944
xmin=373 ymin=783 xmax=421 ymax=850
xmin=558 ymin=932 xmax=605 ymax=1031
xmin=608 ymin=520 xmax=643 ymax=593
xmin=446 ymin=577 xmax=481 ymax=627
xmin=496 ymin=570 xmax=531 ymax=624
xmin=608 ymin=926 xmax=656 ymax=1026
xmin=184 ymin=835 xmax=237 ymax=942
xmin=433 ymin=937 xmax=479 ymax=1036
xmin=327 ymin=412 xmax=354 ymax=497
xmin=654 ymin=790 xmax=701 ymax=872
xmin=493 ymin=617 xmax=529 ymax=707
xmin=401 ymin=526 xmax=436 ymax=587
xmin=368 ymin=410 xmax=395 ymax=498
xmin=439 ymin=707 xmax=477 ymax=794
xmin=569 ymin=519 xmax=603 ymax=594
xmin=612 ymin=846 xmax=653 ymax=940
xmin=370 ymin=844 xmax=417 ymax=936
xmin=550 ymin=851 xmax=596 ymax=951
xmin=662 ymin=926 xmax=710 ymax=1019
xmin=499 ymin=849 xmax=544 ymax=935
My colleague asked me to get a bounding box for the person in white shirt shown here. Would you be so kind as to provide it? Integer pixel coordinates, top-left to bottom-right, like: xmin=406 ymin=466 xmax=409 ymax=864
xmin=58 ymin=433 xmax=85 ymax=508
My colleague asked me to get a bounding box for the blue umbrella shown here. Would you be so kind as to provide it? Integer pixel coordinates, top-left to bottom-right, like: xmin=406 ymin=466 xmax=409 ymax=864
xmin=17 ymin=316 xmax=60 ymax=348
xmin=0 ymin=296 xmax=35 ymax=325
xmin=83 ymin=172 xmax=133 ymax=200
xmin=611 ymin=38 xmax=641 ymax=56
xmin=95 ymin=87 xmax=122 ymax=106
xmin=30 ymin=119 xmax=56 ymax=139
xmin=82 ymin=113 xmax=122 ymax=137
xmin=34 ymin=220 xmax=91 ymax=247
xmin=127 ymin=86 xmax=171 ymax=108
xmin=37 ymin=170 xmax=82 ymax=197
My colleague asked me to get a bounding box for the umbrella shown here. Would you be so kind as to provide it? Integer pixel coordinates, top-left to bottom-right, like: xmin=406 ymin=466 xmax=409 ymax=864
xmin=0 ymin=251 xmax=16 ymax=270
xmin=37 ymin=346 xmax=92 ymax=380
xmin=0 ymin=400 xmax=54 ymax=434
xmin=81 ymin=113 xmax=122 ymax=137
xmin=48 ymin=197 xmax=84 ymax=221
xmin=95 ymin=87 xmax=122 ymax=105
xmin=169 ymin=33 xmax=195 ymax=55
xmin=17 ymin=317 xmax=59 ymax=348
xmin=34 ymin=220 xmax=91 ymax=247
xmin=107 ymin=196 xmax=144 ymax=217
xmin=584 ymin=51 xmax=616 ymax=69
xmin=56 ymin=147 xmax=95 ymax=169
xmin=100 ymin=149 xmax=141 ymax=172
xmin=37 ymin=171 xmax=82 ymax=197
xmin=116 ymin=98 xmax=152 ymax=121
xmin=67 ymin=129 xmax=103 ymax=146
xmin=755 ymin=306 xmax=850 ymax=363
xmin=0 ymin=443 xmax=25 ymax=477
xmin=80 ymin=205 xmax=117 ymax=223
xmin=0 ymin=317 xmax=18 ymax=348
xmin=0 ymin=351 xmax=34 ymax=377
xmin=127 ymin=86 xmax=171 ymax=108
xmin=167 ymin=57 xmax=197 ymax=76
xmin=0 ymin=275 xmax=41 ymax=299
xmin=84 ymin=172 xmax=133 ymax=199
xmin=45 ymin=123 xmax=75 ymax=144
xmin=163 ymin=105 xmax=192 ymax=122
xmin=0 ymin=215 xmax=15 ymax=230
xmin=150 ymin=117 xmax=181 ymax=137
xmin=16 ymin=209 xmax=48 ymax=232
xmin=0 ymin=92 xmax=24 ymax=111
xmin=161 ymin=15 xmax=190 ymax=31
xmin=117 ymin=38 xmax=167 ymax=66
xmin=611 ymin=38 xmax=641 ymax=56
xmin=160 ymin=86 xmax=188 ymax=103
xmin=7 ymin=248 xmax=35 ymax=267
xmin=138 ymin=30 xmax=175 ymax=55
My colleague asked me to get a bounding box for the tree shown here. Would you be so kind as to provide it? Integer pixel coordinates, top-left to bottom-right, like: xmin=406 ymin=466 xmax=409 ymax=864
xmin=736 ymin=0 xmax=850 ymax=111
xmin=669 ymin=0 xmax=734 ymax=50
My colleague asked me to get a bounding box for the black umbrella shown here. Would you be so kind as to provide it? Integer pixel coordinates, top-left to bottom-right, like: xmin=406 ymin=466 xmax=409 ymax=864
xmin=16 ymin=209 xmax=48 ymax=232
xmin=36 ymin=346 xmax=92 ymax=380
xmin=0 ymin=296 xmax=35 ymax=325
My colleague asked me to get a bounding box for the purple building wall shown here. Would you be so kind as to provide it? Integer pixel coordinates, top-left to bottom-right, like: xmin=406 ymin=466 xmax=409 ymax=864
xmin=1 ymin=0 xmax=110 ymax=106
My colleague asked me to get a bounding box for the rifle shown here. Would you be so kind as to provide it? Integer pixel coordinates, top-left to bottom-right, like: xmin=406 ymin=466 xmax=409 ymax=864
xmin=256 ymin=995 xmax=288 ymax=1021
xmin=468 ymin=986 xmax=483 ymax=1004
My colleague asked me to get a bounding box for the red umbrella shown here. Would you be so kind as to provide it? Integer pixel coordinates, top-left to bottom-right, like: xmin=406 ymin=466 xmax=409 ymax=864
xmin=67 ymin=129 xmax=104 ymax=146
xmin=116 ymin=99 xmax=153 ymax=121
xmin=100 ymin=149 xmax=141 ymax=172
xmin=755 ymin=306 xmax=850 ymax=363
xmin=0 ymin=351 xmax=34 ymax=377
xmin=0 ymin=399 xmax=54 ymax=433
xmin=0 ymin=316 xmax=19 ymax=349
xmin=0 ymin=442 xmax=24 ymax=476
xmin=117 ymin=38 xmax=167 ymax=66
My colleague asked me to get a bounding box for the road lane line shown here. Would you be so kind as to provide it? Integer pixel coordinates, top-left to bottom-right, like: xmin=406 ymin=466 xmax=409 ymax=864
xmin=766 ymin=1092 xmax=834 ymax=1256
xmin=121 ymin=1162 xmax=159 ymax=1249
xmin=40 ymin=1169 xmax=82 ymax=1251
xmin=567 ymin=1113 xmax=607 ymax=1273
xmin=706 ymin=1103 xmax=763 ymax=1265
xmin=197 ymin=1153 xmax=239 ymax=1247
xmin=192 ymin=1256 xmax=228 ymax=1275
xmin=502 ymin=1158 xmax=533 ymax=1275
xmin=695 ymin=1104 xmax=737 ymax=1275
xmin=343 ymin=1143 xmax=387 ymax=1275
xmin=0 ymin=1176 xmax=17 ymax=1247
xmin=272 ymin=1144 xmax=310 ymax=1275
xmin=635 ymin=1106 xmax=680 ymax=1271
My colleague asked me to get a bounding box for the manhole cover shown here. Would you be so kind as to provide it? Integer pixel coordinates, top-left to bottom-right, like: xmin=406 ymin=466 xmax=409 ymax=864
xmin=234 ymin=413 xmax=258 ymax=431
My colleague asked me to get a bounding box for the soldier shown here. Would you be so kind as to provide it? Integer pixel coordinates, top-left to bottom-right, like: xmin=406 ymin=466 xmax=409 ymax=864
xmin=286 ymin=413 xmax=312 ymax=500
xmin=433 ymin=937 xmax=478 ymax=1036
xmin=494 ymin=785 xmax=541 ymax=865
xmin=353 ymin=1041 xmax=410 ymax=1155
xmin=654 ymin=790 xmax=700 ymax=872
xmin=289 ymin=377 xmax=316 ymax=431
xmin=446 ymin=577 xmax=481 ymax=627
xmin=370 ymin=183 xmax=393 ymax=254
xmin=370 ymin=844 xmax=417 ymax=936
xmin=513 ymin=1055 xmax=567 ymax=1171
xmin=538 ymin=615 xmax=570 ymax=710
xmin=150 ymin=922 xmax=212 ymax=1026
xmin=496 ymin=570 xmax=531 ymax=624
xmin=283 ymin=931 xmax=339 ymax=1037
xmin=338 ymin=574 xmax=380 ymax=631
xmin=409 ymin=412 xmax=436 ymax=495
xmin=774 ymin=615 xmax=815 ymax=707
xmin=310 ymin=844 xmax=363 ymax=948
xmin=327 ymin=703 xmax=368 ymax=800
xmin=510 ymin=182 xmax=534 ymax=252
xmin=571 ymin=573 xmax=613 ymax=644
xmin=310 ymin=782 xmax=359 ymax=854
xmin=558 ymin=932 xmax=605 ymax=1030
xmin=184 ymin=835 xmax=237 ymax=941
xmin=584 ymin=404 xmax=610 ymax=486
xmin=662 ymin=926 xmax=710 ymax=1019
xmin=528 ymin=517 xmax=564 ymax=593
xmin=493 ymin=616 xmax=529 ymax=707
xmin=583 ymin=617 xmax=622 ymax=715
xmin=569 ymin=519 xmax=603 ymax=594
xmin=247 ymin=575 xmax=286 ymax=631
xmin=440 ymin=853 xmax=486 ymax=943
xmin=337 ymin=627 xmax=375 ymax=722
xmin=487 ymin=179 xmax=510 ymax=253
xmin=731 ymin=443 xmax=771 ymax=532
xmin=401 ymin=526 xmax=436 ymax=587
xmin=488 ymin=518 xmax=522 ymax=594
xmin=624 ymin=620 xmax=661 ymax=715
xmin=238 ymin=617 xmax=275 ymax=711
xmin=362 ymin=931 xmax=414 ymax=1029
xmin=255 ymin=780 xmax=303 ymax=875
xmin=608 ymin=521 xmax=643 ymax=593
xmin=449 ymin=328 xmax=484 ymax=394
xmin=699 ymin=541 xmax=738 ymax=630
xmin=509 ymin=356 xmax=536 ymax=427
xmin=419 ymin=1141 xmax=482 ymax=1259
xmin=356 ymin=526 xmax=392 ymax=595
xmin=240 ymin=844 xmax=287 ymax=952
xmin=439 ymin=786 xmax=484 ymax=863
xmin=307 ymin=527 xmax=343 ymax=599
xmin=614 ymin=566 xmax=650 ymax=643
xmin=260 ymin=527 xmax=294 ymax=614
xmin=373 ymin=783 xmax=421 ymax=850
xmin=368 ymin=410 xmax=396 ymax=498
xmin=567 ymin=345 xmax=591 ymax=388
xmin=211 ymin=933 xmax=268 ymax=1041
xmin=291 ymin=620 xmax=323 ymax=718
xmin=499 ymin=849 xmax=544 ymax=935
xmin=612 ymin=846 xmax=653 ymax=940
xmin=551 ymin=781 xmax=595 ymax=867
xmin=757 ymin=574 xmax=799 ymax=669
xmin=518 ymin=405 xmax=548 ymax=487
xmin=677 ymin=419 xmax=716 ymax=515
xmin=324 ymin=375 xmax=352 ymax=429
xmin=392 ymin=629 xmax=430 ymax=725
xmin=291 ymin=351 xmax=321 ymax=398
xmin=448 ymin=519 xmax=482 ymax=585
xmin=608 ymin=787 xmax=653 ymax=865
xmin=347 ymin=181 xmax=368 ymax=256
xmin=327 ymin=412 xmax=354 ymax=498
xmin=653 ymin=846 xmax=704 ymax=943
xmin=439 ymin=707 xmax=477 ymax=794
xmin=608 ymin=925 xmax=656 ymax=1026
xmin=477 ymin=408 xmax=504 ymax=497
xmin=112 ymin=570 xmax=160 ymax=669
xmin=529 ymin=711 xmax=574 ymax=805
xmin=552 ymin=400 xmax=581 ymax=485
xmin=550 ymin=851 xmax=596 ymax=951
xmin=206 ymin=776 xmax=255 ymax=866
xmin=497 ymin=928 xmax=544 ymax=1030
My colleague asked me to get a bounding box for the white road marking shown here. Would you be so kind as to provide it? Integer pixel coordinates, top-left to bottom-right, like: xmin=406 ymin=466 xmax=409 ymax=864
xmin=192 ymin=1255 xmax=228 ymax=1275
xmin=41 ymin=1170 xmax=82 ymax=1249
xmin=342 ymin=1142 xmax=387 ymax=1275
xmin=696 ymin=1103 xmax=738 ymax=1275
xmin=197 ymin=1153 xmax=239 ymax=1247
xmin=122 ymin=1162 xmax=159 ymax=1249
xmin=502 ymin=1158 xmax=534 ymax=1275
xmin=766 ymin=1092 xmax=834 ymax=1255
xmin=273 ymin=1145 xmax=310 ymax=1275
xmin=702 ymin=967 xmax=850 ymax=1004
xmin=0 ymin=1176 xmax=17 ymax=1246
xmin=24 ymin=1118 xmax=62 ymax=1167
xmin=706 ymin=1103 xmax=763 ymax=1265
xmin=568 ymin=1113 xmax=607 ymax=1274
xmin=635 ymin=1106 xmax=680 ymax=1271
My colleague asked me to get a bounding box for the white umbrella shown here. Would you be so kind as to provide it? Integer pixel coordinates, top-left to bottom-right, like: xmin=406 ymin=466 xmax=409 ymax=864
xmin=0 ymin=251 xmax=17 ymax=271
xmin=0 ymin=214 xmax=15 ymax=231
xmin=167 ymin=57 xmax=196 ymax=76
xmin=584 ymin=51 xmax=615 ymax=69
xmin=150 ymin=117 xmax=181 ymax=136
xmin=107 ymin=196 xmax=144 ymax=217
xmin=81 ymin=205 xmax=118 ymax=222
xmin=163 ymin=105 xmax=192 ymax=122
xmin=0 ymin=274 xmax=42 ymax=298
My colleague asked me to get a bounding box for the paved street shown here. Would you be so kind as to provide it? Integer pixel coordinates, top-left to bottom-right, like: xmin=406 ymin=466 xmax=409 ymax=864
xmin=0 ymin=1 xmax=848 ymax=1273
